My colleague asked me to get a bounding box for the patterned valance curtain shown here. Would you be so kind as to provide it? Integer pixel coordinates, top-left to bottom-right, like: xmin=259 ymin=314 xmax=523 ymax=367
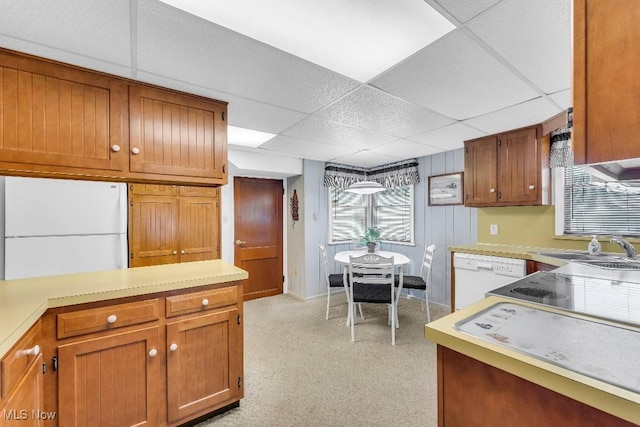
xmin=324 ymin=159 xmax=420 ymax=190
xmin=549 ymin=127 xmax=573 ymax=168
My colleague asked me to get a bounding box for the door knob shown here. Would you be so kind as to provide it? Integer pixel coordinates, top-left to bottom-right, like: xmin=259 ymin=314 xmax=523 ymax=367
xmin=235 ymin=240 xmax=246 ymax=246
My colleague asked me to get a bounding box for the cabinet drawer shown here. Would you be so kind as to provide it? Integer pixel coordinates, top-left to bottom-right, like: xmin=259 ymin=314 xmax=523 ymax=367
xmin=166 ymin=287 xmax=237 ymax=318
xmin=57 ymin=299 xmax=160 ymax=339
xmin=1 ymin=321 xmax=41 ymax=398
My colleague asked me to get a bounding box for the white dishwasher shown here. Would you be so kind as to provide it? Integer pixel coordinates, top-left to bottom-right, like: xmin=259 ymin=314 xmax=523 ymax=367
xmin=453 ymin=253 xmax=527 ymax=310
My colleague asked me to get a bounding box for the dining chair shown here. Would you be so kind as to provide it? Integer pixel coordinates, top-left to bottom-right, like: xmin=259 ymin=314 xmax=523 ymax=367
xmin=319 ymin=244 xmax=363 ymax=322
xmin=348 ymin=253 xmax=397 ymax=345
xmin=395 ymin=244 xmax=436 ymax=322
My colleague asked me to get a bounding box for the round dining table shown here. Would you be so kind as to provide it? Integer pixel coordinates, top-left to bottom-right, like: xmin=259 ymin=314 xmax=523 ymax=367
xmin=334 ymin=250 xmax=411 ymax=327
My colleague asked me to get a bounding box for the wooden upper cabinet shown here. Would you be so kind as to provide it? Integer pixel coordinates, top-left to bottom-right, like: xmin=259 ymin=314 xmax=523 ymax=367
xmin=129 ymin=85 xmax=227 ymax=182
xmin=129 ymin=194 xmax=180 ymax=267
xmin=573 ymin=0 xmax=640 ymax=164
xmin=179 ymin=196 xmax=220 ymax=262
xmin=464 ymin=136 xmax=498 ymax=205
xmin=0 ymin=50 xmax=124 ymax=174
xmin=464 ymin=125 xmax=548 ymax=207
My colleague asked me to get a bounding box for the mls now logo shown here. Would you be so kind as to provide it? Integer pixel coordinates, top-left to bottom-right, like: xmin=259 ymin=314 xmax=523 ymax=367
xmin=2 ymin=409 xmax=57 ymax=420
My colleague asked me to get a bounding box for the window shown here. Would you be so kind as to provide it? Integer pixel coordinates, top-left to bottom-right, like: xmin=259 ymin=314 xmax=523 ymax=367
xmin=329 ymin=185 xmax=414 ymax=244
xmin=563 ymin=166 xmax=640 ymax=236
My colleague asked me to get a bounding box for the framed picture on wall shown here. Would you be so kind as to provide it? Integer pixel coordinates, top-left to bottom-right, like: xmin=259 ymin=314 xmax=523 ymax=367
xmin=428 ymin=172 xmax=464 ymax=206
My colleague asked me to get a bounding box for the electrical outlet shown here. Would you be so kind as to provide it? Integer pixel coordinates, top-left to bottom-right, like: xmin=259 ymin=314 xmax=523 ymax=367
xmin=490 ymin=224 xmax=499 ymax=235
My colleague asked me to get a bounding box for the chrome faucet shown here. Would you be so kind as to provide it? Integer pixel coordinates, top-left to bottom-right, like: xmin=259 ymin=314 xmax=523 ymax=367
xmin=610 ymin=236 xmax=637 ymax=260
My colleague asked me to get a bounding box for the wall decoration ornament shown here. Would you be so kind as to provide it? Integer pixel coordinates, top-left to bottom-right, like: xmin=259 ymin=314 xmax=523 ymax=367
xmin=291 ymin=189 xmax=299 ymax=222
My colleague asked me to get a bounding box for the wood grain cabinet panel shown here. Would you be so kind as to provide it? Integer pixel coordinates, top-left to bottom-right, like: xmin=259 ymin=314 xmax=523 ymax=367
xmin=1 ymin=321 xmax=41 ymax=399
xmin=129 ymin=85 xmax=226 ymax=182
xmin=166 ymin=309 xmax=242 ymax=424
xmin=464 ymin=125 xmax=548 ymax=207
xmin=0 ymin=49 xmax=124 ymax=175
xmin=573 ymin=0 xmax=640 ymax=164
xmin=129 ymin=185 xmax=220 ymax=266
xmin=0 ymin=354 xmax=44 ymax=427
xmin=57 ymin=327 xmax=160 ymax=427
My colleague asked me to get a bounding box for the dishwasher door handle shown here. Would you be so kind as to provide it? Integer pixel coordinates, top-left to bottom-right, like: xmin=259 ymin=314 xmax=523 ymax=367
xmin=476 ymin=262 xmax=494 ymax=270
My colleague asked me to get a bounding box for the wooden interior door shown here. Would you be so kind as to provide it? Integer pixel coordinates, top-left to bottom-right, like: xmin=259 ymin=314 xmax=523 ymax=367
xmin=234 ymin=177 xmax=283 ymax=301
xmin=179 ymin=196 xmax=219 ymax=262
xmin=57 ymin=327 xmax=160 ymax=427
xmin=129 ymin=195 xmax=179 ymax=266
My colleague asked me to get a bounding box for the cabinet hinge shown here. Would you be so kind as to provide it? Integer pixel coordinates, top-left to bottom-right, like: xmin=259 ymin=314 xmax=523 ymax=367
xmin=497 ymin=191 xmax=502 ymax=200
xmin=52 ymin=356 xmax=58 ymax=371
xmin=129 ymin=200 xmax=133 ymax=207
xmin=238 ymin=377 xmax=242 ymax=388
xmin=222 ymin=164 xmax=226 ymax=174
xmin=237 ymin=314 xmax=241 ymax=325
xmin=222 ymin=111 xmax=225 ymax=121
xmin=498 ymin=139 xmax=502 ymax=147
xmin=130 ymin=253 xmax=135 ymax=259
xmin=42 ymin=363 xmax=46 ymax=374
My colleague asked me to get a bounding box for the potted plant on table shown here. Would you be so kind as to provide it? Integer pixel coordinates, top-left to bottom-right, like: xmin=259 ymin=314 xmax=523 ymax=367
xmin=359 ymin=227 xmax=381 ymax=253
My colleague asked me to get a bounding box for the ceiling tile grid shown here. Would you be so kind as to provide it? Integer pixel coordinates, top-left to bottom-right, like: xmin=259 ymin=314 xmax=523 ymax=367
xmin=408 ymin=123 xmax=488 ymax=150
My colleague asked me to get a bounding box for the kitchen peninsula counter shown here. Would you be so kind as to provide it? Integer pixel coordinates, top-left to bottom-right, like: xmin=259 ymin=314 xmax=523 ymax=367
xmin=425 ymin=296 xmax=640 ymax=426
xmin=0 ymin=259 xmax=248 ymax=359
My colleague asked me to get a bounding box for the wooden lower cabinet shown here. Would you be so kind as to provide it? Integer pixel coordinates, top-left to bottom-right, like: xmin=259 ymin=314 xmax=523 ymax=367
xmin=437 ymin=346 xmax=636 ymax=427
xmin=166 ymin=309 xmax=242 ymax=424
xmin=57 ymin=327 xmax=160 ymax=427
xmin=0 ymin=354 xmax=44 ymax=427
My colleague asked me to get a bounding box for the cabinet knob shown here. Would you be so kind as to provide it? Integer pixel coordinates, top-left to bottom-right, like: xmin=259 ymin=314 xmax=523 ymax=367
xmin=148 ymin=348 xmax=158 ymax=357
xmin=528 ymin=185 xmax=535 ymax=190
xmin=181 ymin=250 xmax=185 ymax=254
xmin=169 ymin=343 xmax=178 ymax=352
xmin=111 ymin=144 xmax=121 ymax=152
xmin=131 ymin=147 xmax=140 ymax=155
xmin=489 ymin=188 xmax=496 ymax=193
xmin=107 ymin=314 xmax=117 ymax=324
xmin=172 ymin=250 xmax=177 ymax=255
xmin=23 ymin=344 xmax=40 ymax=356
xmin=202 ymin=298 xmax=209 ymax=306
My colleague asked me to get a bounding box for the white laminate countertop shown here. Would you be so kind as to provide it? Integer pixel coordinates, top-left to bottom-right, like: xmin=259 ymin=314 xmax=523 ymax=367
xmin=0 ymin=260 xmax=248 ymax=359
xmin=426 ymin=296 xmax=640 ymax=426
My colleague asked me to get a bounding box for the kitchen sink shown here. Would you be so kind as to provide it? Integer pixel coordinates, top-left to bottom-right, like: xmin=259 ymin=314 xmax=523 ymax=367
xmin=577 ymin=260 xmax=640 ymax=270
xmin=533 ymin=251 xmax=616 ymax=261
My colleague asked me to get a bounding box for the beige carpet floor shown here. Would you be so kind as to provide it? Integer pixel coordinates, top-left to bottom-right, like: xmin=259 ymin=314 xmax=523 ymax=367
xmin=196 ymin=292 xmax=450 ymax=427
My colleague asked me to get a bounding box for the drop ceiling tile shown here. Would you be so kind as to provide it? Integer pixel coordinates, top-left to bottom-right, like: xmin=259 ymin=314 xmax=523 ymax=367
xmin=282 ymin=116 xmax=396 ymax=149
xmin=467 ymin=0 xmax=571 ymax=94
xmin=259 ymin=135 xmax=355 ymax=161
xmin=137 ymin=0 xmax=359 ymax=114
xmin=463 ymin=97 xmax=563 ymax=134
xmin=0 ymin=0 xmax=131 ymax=67
xmin=316 ymin=85 xmax=454 ymax=137
xmin=408 ymin=123 xmax=487 ymax=150
xmin=433 ymin=0 xmax=502 ymax=23
xmin=549 ymin=89 xmax=571 ymax=110
xmin=371 ymin=29 xmax=540 ymax=120
xmin=331 ymin=151 xmax=404 ymax=168
xmin=370 ymin=139 xmax=444 ymax=159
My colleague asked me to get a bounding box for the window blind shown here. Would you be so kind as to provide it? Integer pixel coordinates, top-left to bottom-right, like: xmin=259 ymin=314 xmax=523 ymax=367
xmin=564 ymin=166 xmax=640 ymax=236
xmin=373 ymin=186 xmax=413 ymax=243
xmin=329 ymin=187 xmax=367 ymax=243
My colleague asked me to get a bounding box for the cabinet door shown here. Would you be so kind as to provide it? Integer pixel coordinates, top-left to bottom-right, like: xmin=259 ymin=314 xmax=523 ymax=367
xmin=464 ymin=136 xmax=497 ymax=206
xmin=0 ymin=50 xmax=124 ymax=174
xmin=57 ymin=327 xmax=160 ymax=427
xmin=0 ymin=354 xmax=44 ymax=427
xmin=179 ymin=196 xmax=220 ymax=262
xmin=497 ymin=127 xmax=539 ymax=204
xmin=129 ymin=195 xmax=179 ymax=267
xmin=573 ymin=0 xmax=640 ymax=164
xmin=128 ymin=183 xmax=178 ymax=196
xmin=166 ymin=310 xmax=242 ymax=423
xmin=129 ymin=85 xmax=226 ymax=181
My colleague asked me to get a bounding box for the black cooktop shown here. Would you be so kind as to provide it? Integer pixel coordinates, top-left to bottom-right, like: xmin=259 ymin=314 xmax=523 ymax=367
xmin=487 ymin=271 xmax=640 ymax=327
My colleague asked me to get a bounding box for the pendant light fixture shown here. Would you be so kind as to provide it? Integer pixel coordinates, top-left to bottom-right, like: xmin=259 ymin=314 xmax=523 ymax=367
xmin=345 ymin=150 xmax=387 ymax=194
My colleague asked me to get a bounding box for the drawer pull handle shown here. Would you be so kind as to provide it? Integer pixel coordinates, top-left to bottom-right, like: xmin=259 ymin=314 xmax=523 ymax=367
xmin=107 ymin=314 xmax=117 ymax=324
xmin=24 ymin=344 xmax=40 ymax=356
xmin=169 ymin=343 xmax=178 ymax=352
xmin=202 ymin=298 xmax=209 ymax=306
xmin=148 ymin=348 xmax=158 ymax=358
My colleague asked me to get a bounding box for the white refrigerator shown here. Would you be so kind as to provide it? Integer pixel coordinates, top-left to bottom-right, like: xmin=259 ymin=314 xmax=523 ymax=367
xmin=3 ymin=176 xmax=128 ymax=280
